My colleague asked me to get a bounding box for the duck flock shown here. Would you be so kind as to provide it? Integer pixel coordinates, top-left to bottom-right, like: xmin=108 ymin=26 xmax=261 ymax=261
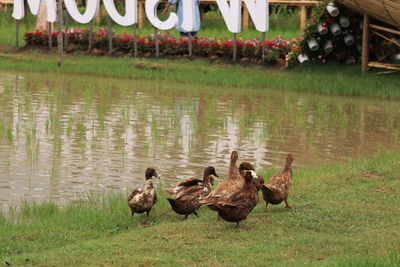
xmin=128 ymin=151 xmax=294 ymax=228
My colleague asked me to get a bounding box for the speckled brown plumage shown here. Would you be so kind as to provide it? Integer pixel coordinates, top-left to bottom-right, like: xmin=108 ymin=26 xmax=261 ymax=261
xmin=127 ymin=167 xmax=160 ymax=219
xmin=165 ymin=166 xmax=218 ymax=219
xmin=200 ymin=151 xmax=244 ymax=209
xmin=261 ymin=154 xmax=294 ymax=211
xmin=203 ymin=170 xmax=259 ymax=228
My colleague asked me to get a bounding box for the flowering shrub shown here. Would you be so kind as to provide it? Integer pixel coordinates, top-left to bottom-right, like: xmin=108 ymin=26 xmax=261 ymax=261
xmin=24 ymin=28 xmax=301 ymax=63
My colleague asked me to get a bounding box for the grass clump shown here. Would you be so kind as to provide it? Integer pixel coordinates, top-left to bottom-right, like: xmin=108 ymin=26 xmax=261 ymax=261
xmin=1 ymin=151 xmax=399 ymax=266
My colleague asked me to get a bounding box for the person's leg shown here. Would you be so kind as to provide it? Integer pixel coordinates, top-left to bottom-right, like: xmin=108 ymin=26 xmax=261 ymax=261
xmin=190 ymin=31 xmax=198 ymax=38
xmin=180 ymin=32 xmax=189 ymax=37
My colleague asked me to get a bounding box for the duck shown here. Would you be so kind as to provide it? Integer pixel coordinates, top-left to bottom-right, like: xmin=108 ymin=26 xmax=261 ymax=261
xmin=165 ymin=166 xmax=218 ymax=219
xmin=202 ymin=169 xmax=259 ymax=228
xmin=127 ymin=167 xmax=160 ymax=219
xmin=261 ymin=154 xmax=294 ymax=212
xmin=200 ymin=151 xmax=243 ymax=208
xmin=238 ymin=161 xmax=265 ymax=191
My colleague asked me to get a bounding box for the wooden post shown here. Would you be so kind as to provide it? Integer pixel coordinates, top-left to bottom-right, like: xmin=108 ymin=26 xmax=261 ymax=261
xmin=133 ymin=23 xmax=138 ymax=57
xmin=361 ymin=14 xmax=369 ymax=72
xmin=96 ymin=2 xmax=102 ymax=25
xmin=300 ymin=6 xmax=307 ymax=32
xmin=49 ymin=22 xmax=52 ymax=49
xmin=57 ymin=0 xmax=64 ymax=68
xmin=188 ymin=32 xmax=192 ymax=58
xmin=155 ymin=27 xmax=159 ymax=58
xmin=233 ymin=33 xmax=237 ymax=62
xmin=88 ymin=19 xmax=94 ymax=53
xmin=262 ymin=32 xmax=266 ymax=63
xmin=16 ymin=20 xmax=19 ymax=48
xmin=138 ymin=2 xmax=145 ymax=29
xmin=243 ymin=4 xmax=249 ymax=30
xmin=108 ymin=15 xmax=113 ymax=54
xmin=64 ymin=11 xmax=69 ymax=50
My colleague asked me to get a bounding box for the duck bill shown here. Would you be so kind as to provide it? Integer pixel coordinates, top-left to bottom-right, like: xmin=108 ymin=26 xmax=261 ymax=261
xmin=153 ymin=172 xmax=161 ymax=179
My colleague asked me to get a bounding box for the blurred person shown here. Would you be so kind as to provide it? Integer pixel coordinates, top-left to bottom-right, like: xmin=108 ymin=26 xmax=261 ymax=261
xmin=162 ymin=0 xmax=200 ymax=38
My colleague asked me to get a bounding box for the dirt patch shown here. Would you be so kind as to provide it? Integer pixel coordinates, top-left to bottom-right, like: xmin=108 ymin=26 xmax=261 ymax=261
xmin=363 ymin=172 xmax=383 ymax=179
xmin=373 ymin=186 xmax=396 ymax=193
xmin=0 ymin=44 xmax=12 ymax=52
xmin=133 ymin=62 xmax=165 ymax=71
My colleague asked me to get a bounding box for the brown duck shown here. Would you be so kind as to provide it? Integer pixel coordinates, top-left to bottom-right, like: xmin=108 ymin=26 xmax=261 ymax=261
xmin=261 ymin=154 xmax=294 ymax=211
xmin=127 ymin=167 xmax=160 ymax=219
xmin=202 ymin=170 xmax=259 ymax=228
xmin=165 ymin=166 xmax=218 ymax=219
xmin=200 ymin=151 xmax=243 ymax=209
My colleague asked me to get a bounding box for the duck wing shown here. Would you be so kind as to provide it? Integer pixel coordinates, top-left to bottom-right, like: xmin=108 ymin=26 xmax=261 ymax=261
xmin=127 ymin=188 xmax=142 ymax=202
xmin=206 ymin=178 xmax=243 ymax=199
xmin=177 ymin=177 xmax=203 ymax=187
xmin=262 ymin=175 xmax=288 ymax=202
xmin=269 ymin=172 xmax=291 ymax=190
xmin=165 ymin=177 xmax=203 ymax=199
xmin=216 ymin=201 xmax=240 ymax=208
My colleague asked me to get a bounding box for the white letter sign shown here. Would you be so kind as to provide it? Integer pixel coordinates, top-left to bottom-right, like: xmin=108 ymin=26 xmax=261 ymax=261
xmin=13 ymin=0 xmax=56 ymax=22
xmin=13 ymin=0 xmax=269 ymax=34
xmin=216 ymin=0 xmax=241 ymax=33
xmin=104 ymin=0 xmax=137 ymax=26
xmin=145 ymin=0 xmax=178 ymax=30
xmin=64 ymin=0 xmax=99 ymax=24
xmin=244 ymin=0 xmax=269 ymax=32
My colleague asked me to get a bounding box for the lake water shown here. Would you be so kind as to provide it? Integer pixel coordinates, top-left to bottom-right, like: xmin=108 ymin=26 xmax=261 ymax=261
xmin=0 ymin=71 xmax=399 ymax=206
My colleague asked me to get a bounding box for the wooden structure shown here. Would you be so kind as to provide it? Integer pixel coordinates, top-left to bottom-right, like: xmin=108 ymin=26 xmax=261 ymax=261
xmin=0 ymin=0 xmax=13 ymax=12
xmin=337 ymin=0 xmax=400 ymax=28
xmin=337 ymin=0 xmax=400 ymax=72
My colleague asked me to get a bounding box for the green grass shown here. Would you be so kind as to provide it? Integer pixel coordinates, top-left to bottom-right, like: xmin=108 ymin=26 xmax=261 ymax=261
xmin=1 ymin=151 xmax=399 ymax=266
xmin=0 ymin=51 xmax=400 ymax=100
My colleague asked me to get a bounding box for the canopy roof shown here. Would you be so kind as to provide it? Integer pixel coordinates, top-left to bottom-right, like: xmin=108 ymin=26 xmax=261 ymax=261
xmin=337 ymin=0 xmax=400 ymax=28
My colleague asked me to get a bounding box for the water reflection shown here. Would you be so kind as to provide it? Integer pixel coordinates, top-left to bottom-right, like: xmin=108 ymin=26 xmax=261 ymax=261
xmin=0 ymin=72 xmax=399 ymax=205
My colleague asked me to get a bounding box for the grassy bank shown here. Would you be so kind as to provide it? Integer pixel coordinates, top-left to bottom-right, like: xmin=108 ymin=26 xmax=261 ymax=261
xmin=1 ymin=152 xmax=400 ymax=266
xmin=1 ymin=51 xmax=400 ymax=100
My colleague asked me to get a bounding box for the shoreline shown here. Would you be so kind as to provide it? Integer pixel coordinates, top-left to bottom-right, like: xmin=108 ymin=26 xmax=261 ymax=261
xmin=1 ymin=50 xmax=400 ymax=100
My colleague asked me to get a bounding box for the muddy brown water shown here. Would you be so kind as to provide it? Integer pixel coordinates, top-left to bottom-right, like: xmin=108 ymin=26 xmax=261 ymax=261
xmin=0 ymin=71 xmax=399 ymax=206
